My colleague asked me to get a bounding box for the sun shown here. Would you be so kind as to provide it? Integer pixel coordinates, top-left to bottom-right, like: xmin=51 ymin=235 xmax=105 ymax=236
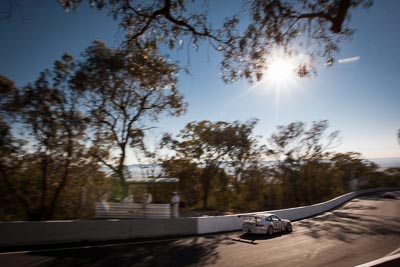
xmin=267 ymin=56 xmax=297 ymax=88
xmin=239 ymin=50 xmax=305 ymax=102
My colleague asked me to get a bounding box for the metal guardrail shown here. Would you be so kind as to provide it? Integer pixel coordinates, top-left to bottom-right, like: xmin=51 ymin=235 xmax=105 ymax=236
xmin=95 ymin=202 xmax=171 ymax=219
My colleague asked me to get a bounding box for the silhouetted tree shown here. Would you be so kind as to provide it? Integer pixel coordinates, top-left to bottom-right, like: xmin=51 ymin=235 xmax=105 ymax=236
xmin=0 ymin=59 xmax=110 ymax=220
xmin=73 ymin=41 xmax=186 ymax=196
xmin=59 ymin=0 xmax=373 ymax=82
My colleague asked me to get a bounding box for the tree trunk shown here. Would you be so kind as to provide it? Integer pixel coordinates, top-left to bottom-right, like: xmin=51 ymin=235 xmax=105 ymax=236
xmin=117 ymin=142 xmax=129 ymax=198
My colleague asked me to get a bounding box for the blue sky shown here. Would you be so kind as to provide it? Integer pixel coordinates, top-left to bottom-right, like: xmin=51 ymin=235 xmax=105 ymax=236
xmin=1 ymin=0 xmax=399 ymax=163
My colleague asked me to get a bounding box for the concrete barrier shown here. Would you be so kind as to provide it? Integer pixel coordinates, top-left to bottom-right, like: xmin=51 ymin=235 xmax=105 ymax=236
xmin=0 ymin=187 xmax=398 ymax=247
xmin=0 ymin=218 xmax=198 ymax=246
xmin=189 ymin=187 xmax=399 ymax=235
xmin=268 ymin=192 xmax=357 ymax=221
xmin=197 ymin=215 xmax=243 ymax=234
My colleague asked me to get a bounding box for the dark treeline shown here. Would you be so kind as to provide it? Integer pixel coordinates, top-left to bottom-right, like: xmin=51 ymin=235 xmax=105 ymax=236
xmin=160 ymin=120 xmax=400 ymax=213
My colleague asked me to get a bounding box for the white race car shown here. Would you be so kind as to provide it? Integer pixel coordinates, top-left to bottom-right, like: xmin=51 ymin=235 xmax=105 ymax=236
xmin=238 ymin=213 xmax=292 ymax=235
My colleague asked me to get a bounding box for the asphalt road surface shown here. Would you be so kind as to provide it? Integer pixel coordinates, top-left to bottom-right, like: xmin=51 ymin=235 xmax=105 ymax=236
xmin=1 ymin=195 xmax=399 ymax=267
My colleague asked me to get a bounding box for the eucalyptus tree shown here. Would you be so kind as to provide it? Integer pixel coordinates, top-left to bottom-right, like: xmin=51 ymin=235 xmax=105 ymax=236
xmin=0 ymin=75 xmax=28 ymax=218
xmin=268 ymin=120 xmax=340 ymax=161
xmin=267 ymin=120 xmax=341 ymax=205
xmin=161 ymin=120 xmax=232 ymax=209
xmin=73 ymin=41 xmax=186 ymax=195
xmin=59 ymin=0 xmax=373 ymax=82
xmin=162 ymin=119 xmax=263 ymax=209
xmin=161 ymin=158 xmax=202 ymax=208
xmin=329 ymin=152 xmax=377 ymax=189
xmin=0 ymin=55 xmax=102 ymax=220
xmin=225 ymin=119 xmax=265 ymax=186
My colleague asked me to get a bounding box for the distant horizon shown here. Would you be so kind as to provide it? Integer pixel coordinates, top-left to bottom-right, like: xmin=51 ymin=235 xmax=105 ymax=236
xmin=125 ymin=156 xmax=400 ymax=166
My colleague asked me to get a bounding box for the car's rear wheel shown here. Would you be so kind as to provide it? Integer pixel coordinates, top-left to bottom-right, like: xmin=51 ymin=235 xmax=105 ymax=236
xmin=267 ymin=226 xmax=274 ymax=235
xmin=286 ymin=223 xmax=292 ymax=233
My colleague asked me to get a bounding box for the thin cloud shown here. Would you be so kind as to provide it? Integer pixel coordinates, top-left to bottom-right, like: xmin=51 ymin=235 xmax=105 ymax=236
xmin=338 ymin=56 xmax=360 ymax=64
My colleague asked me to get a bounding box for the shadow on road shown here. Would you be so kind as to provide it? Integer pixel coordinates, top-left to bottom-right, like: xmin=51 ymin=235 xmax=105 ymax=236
xmin=297 ymin=199 xmax=400 ymax=243
xmin=232 ymin=232 xmax=288 ymax=245
xmin=26 ymin=235 xmax=236 ymax=267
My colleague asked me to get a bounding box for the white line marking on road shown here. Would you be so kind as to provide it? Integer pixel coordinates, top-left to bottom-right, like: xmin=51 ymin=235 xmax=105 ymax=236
xmin=384 ymin=246 xmax=400 ymax=257
xmin=0 ymin=250 xmax=32 ymax=255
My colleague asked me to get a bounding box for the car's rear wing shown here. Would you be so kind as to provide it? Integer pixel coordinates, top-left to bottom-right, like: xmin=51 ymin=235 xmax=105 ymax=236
xmin=238 ymin=213 xmax=269 ymax=223
xmin=238 ymin=214 xmax=258 ymax=218
xmin=238 ymin=212 xmax=273 ymax=218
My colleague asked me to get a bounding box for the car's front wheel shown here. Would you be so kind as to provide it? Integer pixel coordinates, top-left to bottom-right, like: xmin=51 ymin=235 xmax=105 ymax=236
xmin=267 ymin=226 xmax=274 ymax=235
xmin=285 ymin=223 xmax=292 ymax=233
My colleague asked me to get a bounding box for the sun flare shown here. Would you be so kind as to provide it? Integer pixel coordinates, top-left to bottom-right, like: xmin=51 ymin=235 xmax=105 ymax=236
xmin=267 ymin=57 xmax=296 ymax=87
xmin=245 ymin=50 xmax=307 ymax=101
